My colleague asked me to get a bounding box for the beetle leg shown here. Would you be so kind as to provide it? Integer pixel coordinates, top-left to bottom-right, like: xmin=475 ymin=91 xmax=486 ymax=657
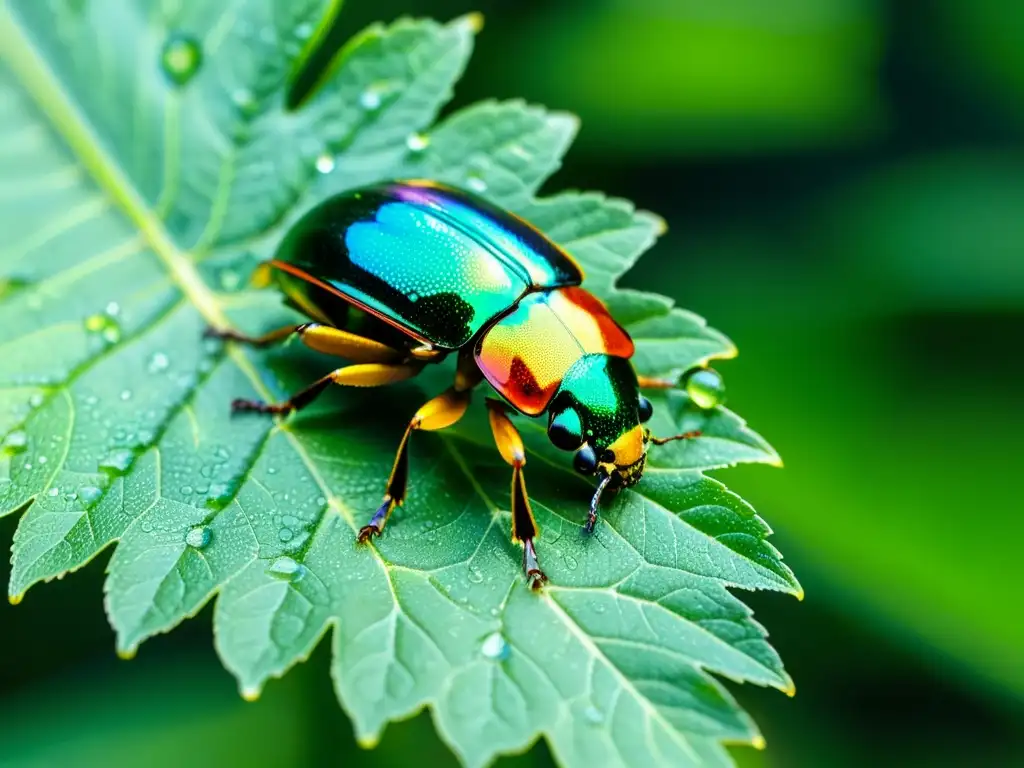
xmin=358 ymin=387 xmax=472 ymax=542
xmin=486 ymin=398 xmax=547 ymax=590
xmin=635 ymin=375 xmax=676 ymax=390
xmin=231 ymin=362 xmax=422 ymax=415
xmin=209 ymin=323 xmax=404 ymax=363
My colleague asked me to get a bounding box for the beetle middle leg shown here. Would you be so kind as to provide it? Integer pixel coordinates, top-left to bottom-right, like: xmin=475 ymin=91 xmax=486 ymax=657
xmin=485 ymin=398 xmax=547 ymax=590
xmin=357 ymin=386 xmax=472 ymax=543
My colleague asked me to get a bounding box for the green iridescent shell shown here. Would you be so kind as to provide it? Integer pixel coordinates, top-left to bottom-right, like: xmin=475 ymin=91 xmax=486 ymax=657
xmin=270 ymin=180 xmax=583 ymax=349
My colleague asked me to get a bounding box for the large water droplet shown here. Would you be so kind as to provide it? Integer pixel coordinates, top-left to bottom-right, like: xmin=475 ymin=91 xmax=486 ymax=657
xmin=480 ymin=632 xmax=510 ymax=661
xmin=161 ymin=33 xmax=202 ymax=86
xmin=467 ymin=564 xmax=484 ymax=584
xmin=563 ymin=554 xmax=578 ymax=571
xmin=278 ymin=527 xmax=294 ymax=542
xmin=685 ymin=368 xmax=725 ymax=410
xmin=147 ymin=352 xmax=170 ymax=373
xmin=315 ymin=153 xmax=335 ymax=174
xmin=205 ymin=481 xmax=233 ymax=509
xmin=185 ymin=526 xmax=211 ymax=549
xmin=99 ymin=448 xmax=135 ymax=475
xmin=583 ymin=705 xmax=604 ymax=726
xmin=406 ymin=133 xmax=429 ymax=152
xmin=268 ymin=556 xmax=305 ymax=582
xmin=2 ymin=430 xmax=28 ymax=454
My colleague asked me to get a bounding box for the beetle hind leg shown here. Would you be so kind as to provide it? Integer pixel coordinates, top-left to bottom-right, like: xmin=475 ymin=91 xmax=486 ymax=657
xmin=486 ymin=399 xmax=547 ymax=589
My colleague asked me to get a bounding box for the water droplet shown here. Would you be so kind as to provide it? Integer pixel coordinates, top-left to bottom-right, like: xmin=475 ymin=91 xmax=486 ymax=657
xmin=147 ymin=352 xmax=169 ymax=373
xmin=99 ymin=448 xmax=135 ymax=475
xmin=467 ymin=565 xmax=484 ymax=584
xmin=584 ymin=705 xmax=604 ymax=725
xmin=160 ymin=33 xmax=202 ymax=86
xmin=179 ymin=485 xmax=194 ymax=496
xmin=295 ymin=22 xmax=313 ymax=40
xmin=28 ymin=393 xmax=44 ymax=408
xmin=205 ymin=481 xmax=233 ymax=509
xmin=466 ymin=174 xmax=487 ymax=193
xmin=480 ymin=632 xmax=510 ymax=661
xmin=314 ymin=152 xmax=335 ymax=174
xmin=359 ymin=88 xmax=382 ymax=111
xmin=268 ymin=556 xmax=305 ymax=582
xmin=232 ymin=88 xmax=256 ymax=114
xmin=563 ymin=554 xmax=578 ymax=571
xmin=685 ymin=368 xmax=725 ymax=410
xmin=85 ymin=313 xmax=121 ymax=344
xmin=78 ymin=485 xmax=103 ymax=504
xmin=185 ymin=526 xmax=211 ymax=549
xmin=406 ymin=133 xmax=429 ymax=152
xmin=37 ymin=455 xmax=47 ymax=465
xmin=105 ymin=301 xmax=120 ymax=317
xmin=47 ymin=487 xmax=59 ymax=497
xmin=278 ymin=527 xmax=293 ymax=542
xmin=120 ymin=390 xmax=132 ymax=401
xmin=3 ymin=430 xmax=28 ymax=453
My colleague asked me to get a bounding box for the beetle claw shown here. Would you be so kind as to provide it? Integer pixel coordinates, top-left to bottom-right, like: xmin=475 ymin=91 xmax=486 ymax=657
xmin=357 ymin=524 xmax=381 ymax=543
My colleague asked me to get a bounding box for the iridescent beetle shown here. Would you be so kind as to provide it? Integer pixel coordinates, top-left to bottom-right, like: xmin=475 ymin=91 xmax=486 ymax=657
xmin=211 ymin=181 xmax=700 ymax=587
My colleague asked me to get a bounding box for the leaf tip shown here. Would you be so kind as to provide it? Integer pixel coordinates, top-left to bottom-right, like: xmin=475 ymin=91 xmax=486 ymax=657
xmin=8 ymin=592 xmax=24 ymax=606
xmin=116 ymin=645 xmax=137 ymax=661
xmin=240 ymin=684 xmax=262 ymax=702
xmin=752 ymin=734 xmax=767 ymax=750
xmin=794 ymin=584 xmax=805 ymax=602
xmin=357 ymin=734 xmax=380 ymax=750
xmin=459 ymin=12 xmax=485 ymax=34
xmin=783 ymin=680 xmax=797 ymax=697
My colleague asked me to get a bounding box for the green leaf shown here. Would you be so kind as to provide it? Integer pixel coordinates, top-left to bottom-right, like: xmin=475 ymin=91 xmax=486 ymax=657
xmin=0 ymin=2 xmax=797 ymax=766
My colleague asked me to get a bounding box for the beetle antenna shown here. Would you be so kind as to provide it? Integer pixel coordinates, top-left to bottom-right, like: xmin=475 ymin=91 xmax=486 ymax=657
xmin=585 ymin=471 xmax=613 ymax=535
xmin=650 ymin=430 xmax=702 ymax=446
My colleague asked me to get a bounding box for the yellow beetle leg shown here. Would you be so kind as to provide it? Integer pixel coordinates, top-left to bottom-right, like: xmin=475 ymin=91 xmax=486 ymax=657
xmin=210 ymin=322 xmax=405 ymax=363
xmin=358 ymin=386 xmax=473 ymax=542
xmin=486 ymin=398 xmax=547 ymax=590
xmin=231 ymin=362 xmax=422 ymax=415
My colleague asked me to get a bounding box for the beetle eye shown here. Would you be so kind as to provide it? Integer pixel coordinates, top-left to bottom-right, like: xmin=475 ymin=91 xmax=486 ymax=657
xmin=600 ymin=449 xmax=615 ymax=463
xmin=548 ymin=409 xmax=583 ymax=451
xmin=573 ymin=444 xmax=597 ymax=474
xmin=637 ymin=396 xmax=653 ymax=423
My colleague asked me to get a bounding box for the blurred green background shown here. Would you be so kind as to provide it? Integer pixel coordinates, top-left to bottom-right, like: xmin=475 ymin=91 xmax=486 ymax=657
xmin=3 ymin=0 xmax=1023 ymax=765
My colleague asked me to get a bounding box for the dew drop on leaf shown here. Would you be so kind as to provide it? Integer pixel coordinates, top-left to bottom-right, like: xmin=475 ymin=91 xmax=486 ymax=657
xmin=2 ymin=430 xmax=28 ymax=453
xmin=685 ymin=368 xmax=726 ymax=409
xmin=563 ymin=553 xmax=578 ymax=571
xmin=467 ymin=564 xmax=484 ymax=584
xmin=185 ymin=526 xmax=211 ymax=549
xmin=78 ymin=485 xmax=103 ymax=504
xmin=480 ymin=632 xmax=510 ymax=661
xmin=278 ymin=527 xmax=293 ymax=542
xmin=232 ymin=88 xmax=256 ymax=114
xmin=84 ymin=312 xmax=121 ymax=344
xmin=120 ymin=390 xmax=132 ymax=401
xmin=268 ymin=556 xmax=305 ymax=582
xmin=47 ymin=487 xmax=59 ymax=497
xmin=98 ymin=448 xmax=135 ymax=475
xmin=295 ymin=22 xmax=313 ymax=39
xmin=147 ymin=352 xmax=169 ymax=373
xmin=359 ymin=88 xmax=382 ymax=111
xmin=584 ymin=706 xmax=604 ymax=726
xmin=315 ymin=153 xmax=335 ymax=174
xmin=28 ymin=393 xmax=44 ymax=408
xmin=466 ymin=174 xmax=487 ymax=193
xmin=160 ymin=33 xmax=202 ymax=87
xmin=205 ymin=481 xmax=233 ymax=509
xmin=406 ymin=132 xmax=429 ymax=152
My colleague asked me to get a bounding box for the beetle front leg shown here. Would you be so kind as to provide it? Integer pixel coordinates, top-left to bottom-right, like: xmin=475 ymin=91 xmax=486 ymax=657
xmin=358 ymin=387 xmax=472 ymax=542
xmin=486 ymin=399 xmax=547 ymax=590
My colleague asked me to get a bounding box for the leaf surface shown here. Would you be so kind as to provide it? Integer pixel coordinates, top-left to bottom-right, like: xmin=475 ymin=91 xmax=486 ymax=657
xmin=0 ymin=3 xmax=797 ymax=766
